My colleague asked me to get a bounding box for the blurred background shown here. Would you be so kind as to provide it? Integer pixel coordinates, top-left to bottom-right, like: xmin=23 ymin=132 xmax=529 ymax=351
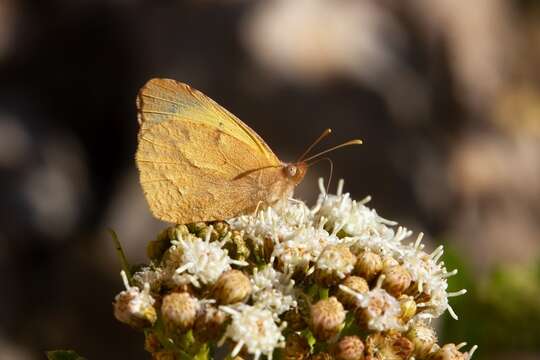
xmin=1 ymin=0 xmax=539 ymax=359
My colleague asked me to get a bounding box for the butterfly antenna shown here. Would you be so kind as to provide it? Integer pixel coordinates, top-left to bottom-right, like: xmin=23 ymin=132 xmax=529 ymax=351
xmin=297 ymin=128 xmax=333 ymax=162
xmin=307 ymin=157 xmax=334 ymax=199
xmin=303 ymin=139 xmax=363 ymax=163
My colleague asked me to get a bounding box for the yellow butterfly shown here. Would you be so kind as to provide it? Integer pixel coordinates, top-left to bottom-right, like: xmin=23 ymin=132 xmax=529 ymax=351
xmin=136 ymin=78 xmax=361 ymax=224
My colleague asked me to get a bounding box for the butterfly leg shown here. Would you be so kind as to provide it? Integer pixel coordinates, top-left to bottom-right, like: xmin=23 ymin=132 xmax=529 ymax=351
xmin=252 ymin=200 xmax=264 ymax=217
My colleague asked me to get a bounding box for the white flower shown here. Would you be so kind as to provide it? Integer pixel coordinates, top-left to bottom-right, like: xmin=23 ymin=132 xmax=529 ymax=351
xmin=271 ymin=222 xmax=340 ymax=273
xmin=399 ymin=234 xmax=465 ymax=320
xmin=114 ymin=270 xmax=156 ymax=326
xmin=172 ymin=228 xmax=247 ymax=287
xmin=314 ymin=179 xmax=396 ymax=238
xmin=339 ymin=285 xmax=404 ymax=332
xmin=251 ymin=266 xmax=297 ymax=316
xmin=219 ymin=304 xmax=286 ymax=360
xmin=250 ymin=266 xmax=293 ymax=292
xmin=229 ymin=200 xmax=312 ymax=246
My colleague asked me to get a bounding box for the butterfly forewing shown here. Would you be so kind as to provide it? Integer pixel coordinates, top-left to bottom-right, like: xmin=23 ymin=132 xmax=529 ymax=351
xmin=136 ymin=79 xmax=289 ymax=224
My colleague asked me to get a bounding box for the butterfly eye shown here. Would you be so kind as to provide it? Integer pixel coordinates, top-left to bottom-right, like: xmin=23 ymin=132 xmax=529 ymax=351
xmin=286 ymin=165 xmax=297 ymax=177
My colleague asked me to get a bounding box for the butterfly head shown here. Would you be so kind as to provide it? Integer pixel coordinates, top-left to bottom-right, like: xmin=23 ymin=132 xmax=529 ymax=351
xmin=284 ymin=162 xmax=308 ymax=184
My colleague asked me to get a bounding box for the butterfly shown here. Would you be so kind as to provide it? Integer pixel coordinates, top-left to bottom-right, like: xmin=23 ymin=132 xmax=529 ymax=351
xmin=136 ymin=78 xmax=361 ymax=224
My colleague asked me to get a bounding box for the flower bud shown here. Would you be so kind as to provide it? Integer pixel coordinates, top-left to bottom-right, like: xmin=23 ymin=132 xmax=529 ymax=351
xmin=150 ymin=225 xmax=190 ymax=259
xmin=187 ymin=222 xmax=208 ymax=235
xmin=382 ymin=256 xmax=399 ymax=269
xmin=399 ymin=295 xmax=417 ymax=322
xmin=193 ymin=306 xmax=228 ymax=342
xmin=198 ymin=224 xmax=220 ymax=242
xmin=333 ymin=336 xmax=365 ymax=360
xmin=391 ymin=333 xmax=414 ymax=359
xmin=406 ymin=322 xmax=438 ymax=358
xmin=224 ymin=230 xmax=250 ymax=261
xmin=365 ymin=332 xmax=413 ymax=360
xmin=337 ymin=276 xmax=369 ymax=308
xmin=429 ymin=343 xmax=467 ymax=360
xmin=354 ymin=251 xmax=383 ymax=281
xmin=212 ymin=221 xmax=230 ymax=237
xmin=382 ymin=265 xmax=412 ymax=297
xmin=212 ymin=269 xmax=252 ymax=304
xmin=315 ymin=245 xmax=357 ymax=286
xmin=161 ymin=292 xmax=200 ymax=332
xmin=310 ymin=297 xmax=346 ymax=341
xmin=284 ymin=333 xmax=310 ymax=360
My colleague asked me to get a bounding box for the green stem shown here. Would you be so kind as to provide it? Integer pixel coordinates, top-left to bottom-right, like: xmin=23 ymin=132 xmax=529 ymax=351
xmin=318 ymin=287 xmax=329 ymax=300
xmin=108 ymin=229 xmax=132 ymax=280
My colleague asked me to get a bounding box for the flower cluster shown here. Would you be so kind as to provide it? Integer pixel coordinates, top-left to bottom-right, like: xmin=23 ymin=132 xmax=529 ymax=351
xmin=114 ymin=179 xmax=477 ymax=360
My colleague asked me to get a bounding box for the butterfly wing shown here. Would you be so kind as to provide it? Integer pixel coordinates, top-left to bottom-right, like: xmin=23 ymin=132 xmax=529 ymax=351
xmin=136 ymin=79 xmax=288 ymax=224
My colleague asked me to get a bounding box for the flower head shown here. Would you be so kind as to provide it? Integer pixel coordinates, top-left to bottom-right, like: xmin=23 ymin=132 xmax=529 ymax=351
xmin=114 ymin=178 xmax=474 ymax=359
xmin=172 ymin=229 xmax=247 ymax=287
xmin=113 ymin=271 xmax=156 ymax=329
xmin=219 ymin=304 xmax=286 ymax=360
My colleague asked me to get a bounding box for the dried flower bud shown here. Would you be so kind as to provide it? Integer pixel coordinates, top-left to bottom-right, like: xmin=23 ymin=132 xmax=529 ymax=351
xmin=406 ymin=322 xmax=438 ymax=358
xmin=354 ymin=251 xmax=383 ymax=281
xmin=315 ymin=245 xmax=357 ymax=286
xmin=399 ymin=295 xmax=417 ymax=322
xmin=193 ymin=306 xmax=228 ymax=342
xmin=429 ymin=343 xmax=467 ymax=360
xmin=337 ymin=276 xmax=369 ymax=308
xmin=212 ymin=269 xmax=252 ymax=304
xmin=310 ymin=352 xmax=334 ymax=360
xmin=333 ymin=336 xmax=365 ymax=360
xmin=114 ymin=276 xmax=157 ymax=329
xmin=390 ymin=333 xmax=414 ymax=359
xmin=161 ymin=292 xmax=200 ymax=332
xmin=310 ymin=297 xmax=346 ymax=341
xmin=284 ymin=333 xmax=310 ymax=360
xmin=365 ymin=332 xmax=413 ymax=360
xmin=382 ymin=265 xmax=412 ymax=297
xmin=283 ymin=308 xmax=307 ymax=331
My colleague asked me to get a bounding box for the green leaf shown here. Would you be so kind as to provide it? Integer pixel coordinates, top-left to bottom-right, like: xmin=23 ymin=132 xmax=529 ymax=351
xmin=108 ymin=229 xmax=132 ymax=280
xmin=46 ymin=350 xmax=86 ymax=360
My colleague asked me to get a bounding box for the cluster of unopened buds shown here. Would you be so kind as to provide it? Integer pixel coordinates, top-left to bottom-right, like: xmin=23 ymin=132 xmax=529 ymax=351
xmin=114 ymin=179 xmax=477 ymax=360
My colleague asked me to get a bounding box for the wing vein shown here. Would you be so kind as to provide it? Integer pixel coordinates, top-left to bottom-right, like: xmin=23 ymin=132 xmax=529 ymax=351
xmin=137 ymin=159 xmax=182 ymax=165
xmin=141 ymin=94 xmax=182 ymax=106
xmin=142 ymin=110 xmax=177 ymax=116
